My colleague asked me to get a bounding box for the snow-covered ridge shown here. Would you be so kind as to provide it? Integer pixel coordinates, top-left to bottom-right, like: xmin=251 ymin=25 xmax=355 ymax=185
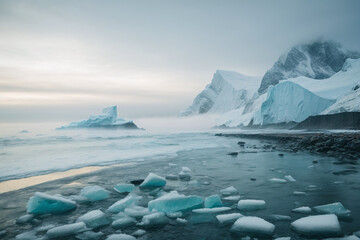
xmin=258 ymin=41 xmax=360 ymax=94
xmin=59 ymin=106 xmax=139 ymax=129
xmin=181 ymin=70 xmax=261 ymax=116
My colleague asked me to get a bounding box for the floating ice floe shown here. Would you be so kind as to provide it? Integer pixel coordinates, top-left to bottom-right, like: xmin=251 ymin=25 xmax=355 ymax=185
xmin=113 ymin=184 xmax=135 ymax=194
xmin=46 ymin=222 xmax=88 ymax=238
xmin=313 ymin=202 xmax=351 ymax=217
xmin=139 ymin=173 xmax=166 ymax=189
xmin=138 ymin=212 xmax=169 ymax=228
xmin=231 ymin=216 xmax=275 ymax=237
xmin=106 ymin=234 xmax=136 ymax=240
xmin=80 ymin=186 xmax=109 ymax=202
xmin=269 ymin=178 xmax=287 ymax=183
xmin=124 ymin=205 xmax=150 ymax=218
xmin=323 ymin=235 xmax=360 ymax=240
xmin=237 ymin=199 xmax=266 ymax=211
xmin=291 ymin=214 xmax=342 ymax=237
xmin=178 ymin=167 xmax=192 ymax=181
xmin=112 ymin=216 xmax=137 ymax=229
xmin=284 ymin=175 xmax=296 ymax=182
xmin=269 ymin=214 xmax=291 ymax=221
xmin=204 ymin=194 xmax=223 ymax=208
xmin=108 ymin=194 xmax=141 ymax=213
xmin=216 ymin=213 xmax=243 ymax=225
xmin=27 ymin=192 xmax=76 ymax=214
xmin=176 ymin=218 xmax=188 ymax=224
xmin=165 ymin=174 xmax=179 ymax=180
xmin=223 ymin=195 xmax=241 ymax=201
xmin=15 ymin=230 xmax=37 ymax=240
xmin=132 ymin=229 xmax=146 ymax=237
xmin=292 ymin=206 xmax=312 ymax=214
xmin=16 ymin=214 xmax=34 ymax=224
xmin=76 ymin=210 xmax=110 ymax=229
xmin=166 ymin=212 xmax=183 ymax=218
xmin=274 ymin=237 xmax=291 ymax=240
xmin=293 ymin=191 xmax=307 ymax=196
xmin=220 ymin=186 xmax=238 ymax=196
xmin=192 ymin=207 xmax=231 ymax=214
xmin=76 ymin=231 xmax=104 ymax=240
xmin=148 ymin=191 xmax=203 ymax=214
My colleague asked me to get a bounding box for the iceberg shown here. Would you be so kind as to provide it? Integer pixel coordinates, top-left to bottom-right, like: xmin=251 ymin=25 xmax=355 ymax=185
xmin=139 ymin=173 xmax=166 ymax=189
xmin=46 ymin=222 xmax=88 ymax=238
xmin=106 ymin=234 xmax=136 ymax=240
xmin=113 ymin=184 xmax=135 ymax=194
xmin=291 ymin=214 xmax=342 ymax=237
xmin=313 ymin=202 xmax=351 ymax=217
xmin=181 ymin=70 xmax=261 ymax=116
xmin=137 ymin=212 xmax=169 ymax=228
xmin=231 ymin=216 xmax=275 ymax=237
xmin=27 ymin=192 xmax=76 ymax=214
xmin=80 ymin=186 xmax=109 ymax=202
xmin=108 ymin=194 xmax=141 ymax=213
xmin=59 ymin=106 xmax=139 ymax=129
xmin=204 ymin=194 xmax=223 ymax=208
xmin=76 ymin=210 xmax=110 ymax=229
xmin=148 ymin=191 xmax=203 ymax=214
xmin=237 ymin=199 xmax=266 ymax=211
xmin=216 ymin=213 xmax=243 ymax=225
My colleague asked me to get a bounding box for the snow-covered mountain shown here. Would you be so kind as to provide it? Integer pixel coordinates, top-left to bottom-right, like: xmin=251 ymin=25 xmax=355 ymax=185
xmin=181 ymin=70 xmax=261 ymax=116
xmin=258 ymin=41 xmax=360 ymax=94
xmin=59 ymin=106 xmax=139 ymax=129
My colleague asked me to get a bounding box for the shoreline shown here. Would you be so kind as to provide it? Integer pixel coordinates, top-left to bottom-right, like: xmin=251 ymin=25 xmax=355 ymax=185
xmin=0 ymin=162 xmax=137 ymax=194
xmin=216 ymin=132 xmax=360 ymax=161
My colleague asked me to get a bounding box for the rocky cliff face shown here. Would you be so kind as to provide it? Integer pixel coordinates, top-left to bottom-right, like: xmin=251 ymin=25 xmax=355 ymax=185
xmin=258 ymin=41 xmax=360 ymax=94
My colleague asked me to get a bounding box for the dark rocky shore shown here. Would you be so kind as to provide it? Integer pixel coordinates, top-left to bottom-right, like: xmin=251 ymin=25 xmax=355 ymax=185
xmin=216 ymin=132 xmax=360 ymax=161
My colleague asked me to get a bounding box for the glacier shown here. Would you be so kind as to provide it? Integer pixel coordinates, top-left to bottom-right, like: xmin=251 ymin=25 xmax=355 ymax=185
xmin=181 ymin=70 xmax=261 ymax=116
xmin=59 ymin=106 xmax=139 ymax=129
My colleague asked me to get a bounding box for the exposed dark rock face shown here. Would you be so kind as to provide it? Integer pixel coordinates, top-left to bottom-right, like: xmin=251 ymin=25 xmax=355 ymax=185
xmin=293 ymin=112 xmax=360 ymax=130
xmin=258 ymin=41 xmax=360 ymax=94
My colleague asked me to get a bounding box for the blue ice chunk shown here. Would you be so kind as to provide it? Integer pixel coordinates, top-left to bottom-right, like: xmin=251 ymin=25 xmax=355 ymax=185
xmin=137 ymin=212 xmax=168 ymax=228
xmin=231 ymin=216 xmax=275 ymax=237
xmin=112 ymin=216 xmax=137 ymax=229
xmin=114 ymin=184 xmax=135 ymax=193
xmin=139 ymin=173 xmax=166 ymax=189
xmin=46 ymin=222 xmax=88 ymax=238
xmin=204 ymin=195 xmax=223 ymax=208
xmin=27 ymin=192 xmax=76 ymax=214
xmin=108 ymin=194 xmax=141 ymax=213
xmin=106 ymin=234 xmax=136 ymax=240
xmin=80 ymin=186 xmax=109 ymax=202
xmin=148 ymin=191 xmax=203 ymax=214
xmin=313 ymin=202 xmax=351 ymax=217
xmin=76 ymin=231 xmax=104 ymax=240
xmin=237 ymin=199 xmax=266 ymax=211
xmin=76 ymin=210 xmax=110 ymax=229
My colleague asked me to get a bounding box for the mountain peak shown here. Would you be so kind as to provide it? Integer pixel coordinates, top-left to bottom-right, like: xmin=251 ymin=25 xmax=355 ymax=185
xmin=258 ymin=40 xmax=360 ymax=94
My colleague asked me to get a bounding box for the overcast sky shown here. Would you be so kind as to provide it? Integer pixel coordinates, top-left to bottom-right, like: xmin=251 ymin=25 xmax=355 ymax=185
xmin=1 ymin=0 xmax=360 ymax=122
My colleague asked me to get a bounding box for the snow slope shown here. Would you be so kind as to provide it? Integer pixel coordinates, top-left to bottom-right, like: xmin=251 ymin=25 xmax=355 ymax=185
xmin=59 ymin=106 xmax=138 ymax=129
xmin=322 ymin=85 xmax=360 ymax=114
xmin=182 ymin=70 xmax=261 ymax=116
xmin=258 ymin=41 xmax=360 ymax=93
xmin=287 ymin=58 xmax=360 ymax=99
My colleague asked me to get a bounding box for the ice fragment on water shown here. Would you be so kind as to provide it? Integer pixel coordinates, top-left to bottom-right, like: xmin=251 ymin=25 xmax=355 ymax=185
xmin=284 ymin=175 xmax=296 ymax=182
xmin=204 ymin=194 xmax=223 ymax=208
xmin=106 ymin=234 xmax=136 ymax=240
xmin=223 ymin=195 xmax=241 ymax=201
xmin=231 ymin=216 xmax=275 ymax=237
xmin=176 ymin=218 xmax=188 ymax=224
xmin=124 ymin=205 xmax=150 ymax=218
xmin=112 ymin=216 xmax=137 ymax=229
xmin=220 ymin=186 xmax=238 ymax=196
xmin=269 ymin=214 xmax=291 ymax=221
xmin=46 ymin=222 xmax=88 ymax=238
xmin=292 ymin=206 xmax=311 ymax=214
xmin=16 ymin=214 xmax=34 ymax=224
xmin=293 ymin=191 xmax=307 ymax=196
xmin=75 ymin=231 xmax=104 ymax=240
xmin=291 ymin=214 xmax=342 ymax=237
xmin=313 ymin=202 xmax=351 ymax=217
xmin=269 ymin=178 xmax=287 ymax=183
xmin=80 ymin=186 xmax=109 ymax=202
xmin=27 ymin=192 xmax=76 ymax=214
xmin=132 ymin=229 xmax=146 ymax=237
xmin=108 ymin=194 xmax=141 ymax=213
xmin=216 ymin=213 xmax=243 ymax=225
xmin=237 ymin=199 xmax=266 ymax=211
xmin=113 ymin=184 xmax=135 ymax=194
xmin=137 ymin=212 xmax=168 ymax=228
xmin=77 ymin=210 xmax=110 ymax=229
xmin=192 ymin=207 xmax=231 ymax=214
xmin=139 ymin=173 xmax=166 ymax=189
